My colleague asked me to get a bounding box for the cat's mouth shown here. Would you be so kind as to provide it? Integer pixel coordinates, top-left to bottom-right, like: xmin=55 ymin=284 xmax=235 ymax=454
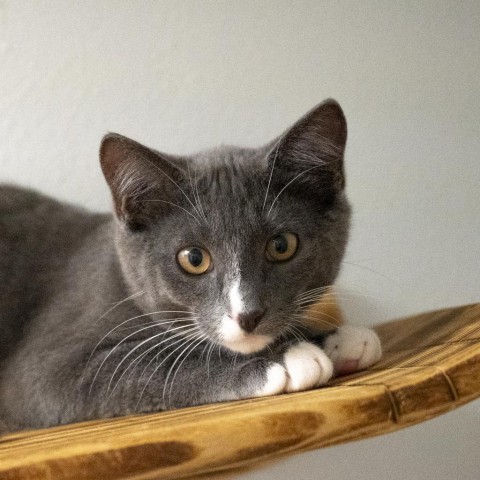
xmin=218 ymin=315 xmax=273 ymax=354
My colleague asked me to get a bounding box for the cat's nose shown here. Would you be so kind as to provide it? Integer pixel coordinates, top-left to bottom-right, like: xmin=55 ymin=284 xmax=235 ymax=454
xmin=233 ymin=310 xmax=265 ymax=333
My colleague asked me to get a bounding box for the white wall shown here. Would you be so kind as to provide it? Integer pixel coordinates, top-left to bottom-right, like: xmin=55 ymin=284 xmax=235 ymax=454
xmin=1 ymin=1 xmax=479 ymax=479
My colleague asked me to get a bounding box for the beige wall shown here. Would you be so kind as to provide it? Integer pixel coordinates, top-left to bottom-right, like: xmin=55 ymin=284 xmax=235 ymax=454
xmin=1 ymin=2 xmax=479 ymax=479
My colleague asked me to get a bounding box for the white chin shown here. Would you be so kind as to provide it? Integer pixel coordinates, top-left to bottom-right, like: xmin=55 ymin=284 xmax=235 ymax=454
xmin=221 ymin=335 xmax=272 ymax=354
xmin=219 ymin=316 xmax=273 ymax=354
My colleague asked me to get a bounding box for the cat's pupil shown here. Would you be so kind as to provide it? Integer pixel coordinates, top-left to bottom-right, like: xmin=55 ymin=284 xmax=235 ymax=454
xmin=188 ymin=248 xmax=203 ymax=267
xmin=273 ymin=235 xmax=288 ymax=254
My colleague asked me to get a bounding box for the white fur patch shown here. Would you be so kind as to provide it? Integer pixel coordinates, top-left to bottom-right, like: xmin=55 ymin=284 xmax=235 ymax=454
xmin=253 ymin=342 xmax=333 ymax=398
xmin=323 ymin=325 xmax=382 ymax=374
xmin=283 ymin=342 xmax=334 ymax=392
xmin=219 ymin=315 xmax=273 ymax=354
xmin=255 ymin=364 xmax=288 ymax=396
xmin=229 ymin=279 xmax=244 ymax=318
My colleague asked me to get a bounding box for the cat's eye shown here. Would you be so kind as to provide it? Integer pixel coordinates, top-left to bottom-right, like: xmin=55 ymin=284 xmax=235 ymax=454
xmin=265 ymin=233 xmax=298 ymax=262
xmin=177 ymin=247 xmax=212 ymax=275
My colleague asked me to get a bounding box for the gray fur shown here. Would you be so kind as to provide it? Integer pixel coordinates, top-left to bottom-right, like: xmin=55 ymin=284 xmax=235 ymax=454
xmin=0 ymin=99 xmax=351 ymax=431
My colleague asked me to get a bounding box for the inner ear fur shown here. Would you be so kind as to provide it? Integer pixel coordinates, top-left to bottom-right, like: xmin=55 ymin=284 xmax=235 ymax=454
xmin=266 ymin=99 xmax=348 ymax=201
xmin=100 ymin=133 xmax=186 ymax=229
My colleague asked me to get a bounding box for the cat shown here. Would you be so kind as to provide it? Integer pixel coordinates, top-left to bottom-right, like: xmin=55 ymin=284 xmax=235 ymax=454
xmin=0 ymin=99 xmax=381 ymax=432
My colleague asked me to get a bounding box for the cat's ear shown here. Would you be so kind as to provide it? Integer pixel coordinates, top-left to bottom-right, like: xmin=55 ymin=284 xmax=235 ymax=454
xmin=266 ymin=99 xmax=347 ymax=203
xmin=100 ymin=133 xmax=186 ymax=230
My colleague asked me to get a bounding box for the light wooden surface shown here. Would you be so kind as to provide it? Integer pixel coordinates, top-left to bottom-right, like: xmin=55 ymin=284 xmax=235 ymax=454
xmin=0 ymin=303 xmax=479 ymax=480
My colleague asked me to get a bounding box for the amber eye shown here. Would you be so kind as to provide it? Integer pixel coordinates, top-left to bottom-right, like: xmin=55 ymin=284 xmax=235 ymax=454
xmin=177 ymin=247 xmax=212 ymax=274
xmin=266 ymin=233 xmax=298 ymax=262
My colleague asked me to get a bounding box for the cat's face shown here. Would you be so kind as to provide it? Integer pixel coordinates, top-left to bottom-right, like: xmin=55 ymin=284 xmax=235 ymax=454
xmin=101 ymin=100 xmax=350 ymax=354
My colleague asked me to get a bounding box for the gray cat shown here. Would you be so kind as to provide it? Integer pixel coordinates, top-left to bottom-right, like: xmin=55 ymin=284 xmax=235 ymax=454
xmin=0 ymin=99 xmax=381 ymax=431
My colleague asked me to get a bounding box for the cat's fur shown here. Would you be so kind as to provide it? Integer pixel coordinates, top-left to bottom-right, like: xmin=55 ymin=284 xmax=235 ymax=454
xmin=0 ymin=100 xmax=381 ymax=431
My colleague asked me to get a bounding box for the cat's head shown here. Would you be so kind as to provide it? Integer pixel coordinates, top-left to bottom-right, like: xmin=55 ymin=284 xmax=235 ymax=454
xmin=100 ymin=99 xmax=350 ymax=354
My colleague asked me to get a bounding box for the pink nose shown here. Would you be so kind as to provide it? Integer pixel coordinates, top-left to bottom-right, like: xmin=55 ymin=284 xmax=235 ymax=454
xmin=232 ymin=310 xmax=265 ymax=333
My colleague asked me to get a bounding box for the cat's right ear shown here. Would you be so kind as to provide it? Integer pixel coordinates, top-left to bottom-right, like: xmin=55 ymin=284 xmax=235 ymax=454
xmin=100 ymin=133 xmax=185 ymax=230
xmin=264 ymin=99 xmax=348 ymax=206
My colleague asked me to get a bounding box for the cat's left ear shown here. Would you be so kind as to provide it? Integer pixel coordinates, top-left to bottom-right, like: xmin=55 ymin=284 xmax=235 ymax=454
xmin=100 ymin=133 xmax=187 ymax=230
xmin=266 ymin=99 xmax=347 ymax=202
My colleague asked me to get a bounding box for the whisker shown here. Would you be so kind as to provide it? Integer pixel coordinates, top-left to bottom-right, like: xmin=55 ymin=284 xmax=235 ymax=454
xmin=206 ymin=341 xmax=216 ymax=378
xmin=283 ymin=324 xmax=303 ymax=344
xmin=162 ymin=334 xmax=202 ymax=405
xmin=116 ymin=317 xmax=196 ymax=331
xmin=80 ymin=291 xmax=145 ymax=383
xmin=143 ymin=199 xmax=201 ymax=225
xmin=262 ymin=139 xmax=281 ymax=213
xmin=278 ymin=307 xmax=339 ymax=330
xmin=186 ymin=161 xmax=206 ymax=224
xmin=291 ymin=314 xmax=338 ymax=330
xmin=323 ymin=292 xmax=383 ymax=302
xmin=84 ymin=309 xmax=197 ymax=379
xmin=137 ymin=152 xmax=204 ymax=224
xmin=89 ymin=318 xmax=195 ymax=394
xmin=107 ymin=325 xmax=200 ymax=399
xmin=266 ymin=165 xmax=322 ymax=218
xmin=295 ymin=284 xmax=385 ymax=303
xmin=293 ymin=299 xmax=328 ymax=307
xmin=194 ymin=165 xmax=208 ymax=224
xmin=135 ymin=330 xmax=202 ymax=410
xmin=231 ymin=350 xmax=239 ymax=368
xmin=295 ymin=291 xmax=328 ymax=301
xmin=136 ymin=327 xmax=203 ymax=385
xmin=164 ymin=333 xmax=207 ymax=406
xmin=295 ymin=307 xmax=340 ymax=324
xmin=126 ymin=323 xmax=201 ymax=380
xmin=341 ymin=262 xmax=405 ymax=290
xmin=295 ymin=286 xmax=330 ymax=299
xmin=289 ymin=324 xmax=309 ymax=342
xmin=188 ymin=162 xmax=208 ymax=224
xmin=294 ymin=291 xmax=381 ymax=304
xmin=294 ymin=295 xmax=331 ymax=304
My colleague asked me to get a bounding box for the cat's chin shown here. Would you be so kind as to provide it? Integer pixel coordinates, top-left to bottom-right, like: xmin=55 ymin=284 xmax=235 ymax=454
xmin=220 ymin=335 xmax=273 ymax=355
xmin=218 ymin=315 xmax=273 ymax=354
xmin=221 ymin=333 xmax=273 ymax=355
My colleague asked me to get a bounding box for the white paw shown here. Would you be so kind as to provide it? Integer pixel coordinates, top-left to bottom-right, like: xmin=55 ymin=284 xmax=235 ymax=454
xmin=283 ymin=342 xmax=333 ymax=392
xmin=255 ymin=342 xmax=334 ymax=397
xmin=323 ymin=325 xmax=382 ymax=375
xmin=256 ymin=363 xmax=288 ymax=396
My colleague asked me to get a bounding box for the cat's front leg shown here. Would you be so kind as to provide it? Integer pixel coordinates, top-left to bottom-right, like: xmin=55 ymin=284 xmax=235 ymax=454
xmin=78 ymin=329 xmax=380 ymax=421
xmin=236 ymin=341 xmax=334 ymax=399
xmin=79 ymin=340 xmax=333 ymax=415
xmin=243 ymin=325 xmax=383 ymax=399
xmin=243 ymin=326 xmax=382 ymax=400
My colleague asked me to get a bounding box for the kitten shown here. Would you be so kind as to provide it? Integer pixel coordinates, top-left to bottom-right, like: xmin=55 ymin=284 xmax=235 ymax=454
xmin=0 ymin=99 xmax=381 ymax=431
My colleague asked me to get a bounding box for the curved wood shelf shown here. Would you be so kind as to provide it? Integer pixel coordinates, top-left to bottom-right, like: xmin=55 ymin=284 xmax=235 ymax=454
xmin=0 ymin=303 xmax=479 ymax=479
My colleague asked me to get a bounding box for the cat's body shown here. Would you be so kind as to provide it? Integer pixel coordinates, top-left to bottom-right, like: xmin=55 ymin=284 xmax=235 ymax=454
xmin=0 ymin=100 xmax=381 ymax=431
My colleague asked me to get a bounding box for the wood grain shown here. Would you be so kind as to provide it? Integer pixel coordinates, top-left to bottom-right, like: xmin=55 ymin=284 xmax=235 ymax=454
xmin=0 ymin=303 xmax=479 ymax=480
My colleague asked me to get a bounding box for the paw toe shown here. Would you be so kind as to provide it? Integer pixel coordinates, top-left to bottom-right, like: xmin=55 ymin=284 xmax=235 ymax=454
xmin=284 ymin=342 xmax=333 ymax=392
xmin=256 ymin=363 xmax=288 ymax=397
xmin=324 ymin=326 xmax=382 ymax=375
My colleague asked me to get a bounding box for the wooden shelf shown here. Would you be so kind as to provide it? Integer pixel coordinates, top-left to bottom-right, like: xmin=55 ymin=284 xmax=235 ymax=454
xmin=0 ymin=303 xmax=479 ymax=480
